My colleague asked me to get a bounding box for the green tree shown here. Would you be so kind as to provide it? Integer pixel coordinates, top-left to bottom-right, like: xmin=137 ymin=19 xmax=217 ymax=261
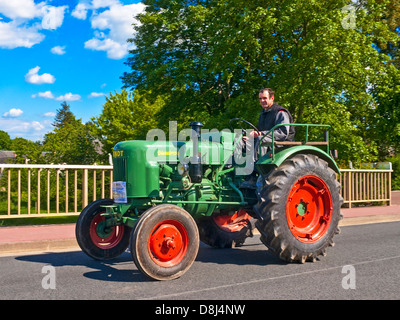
xmin=122 ymin=0 xmax=400 ymax=165
xmin=91 ymin=90 xmax=165 ymax=153
xmin=52 ymin=101 xmax=79 ymax=129
xmin=371 ymin=64 xmax=400 ymax=158
xmin=42 ymin=102 xmax=101 ymax=164
xmin=0 ymin=130 xmax=12 ymax=150
xmin=373 ymin=0 xmax=400 ymax=68
xmin=366 ymin=0 xmax=400 ymax=158
xmin=10 ymin=137 xmax=43 ymax=164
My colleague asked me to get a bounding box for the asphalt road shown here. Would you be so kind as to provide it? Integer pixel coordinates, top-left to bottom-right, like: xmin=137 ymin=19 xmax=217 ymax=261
xmin=1 ymin=222 xmax=399 ymax=301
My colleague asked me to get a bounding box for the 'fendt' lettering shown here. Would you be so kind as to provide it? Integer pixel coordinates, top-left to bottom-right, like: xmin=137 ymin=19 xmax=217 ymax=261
xmin=113 ymin=150 xmax=124 ymax=157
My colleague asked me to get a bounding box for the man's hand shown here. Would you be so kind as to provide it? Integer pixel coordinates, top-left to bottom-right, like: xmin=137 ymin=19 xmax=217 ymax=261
xmin=251 ymin=130 xmax=261 ymax=138
xmin=243 ymin=130 xmax=261 ymax=141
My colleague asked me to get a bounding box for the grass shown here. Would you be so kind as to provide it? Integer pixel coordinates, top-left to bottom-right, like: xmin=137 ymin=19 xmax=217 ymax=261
xmin=0 ymin=191 xmax=81 ymax=226
xmin=0 ymin=215 xmax=79 ymax=227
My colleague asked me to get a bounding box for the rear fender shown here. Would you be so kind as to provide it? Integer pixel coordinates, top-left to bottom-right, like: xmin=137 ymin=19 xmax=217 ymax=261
xmin=256 ymin=145 xmax=340 ymax=175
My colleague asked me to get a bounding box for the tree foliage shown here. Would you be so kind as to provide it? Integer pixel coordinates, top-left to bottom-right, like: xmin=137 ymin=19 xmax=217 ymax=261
xmin=0 ymin=130 xmax=12 ymax=150
xmin=122 ymin=0 xmax=400 ymax=165
xmin=52 ymin=101 xmax=79 ymax=129
xmin=42 ymin=102 xmax=101 ymax=164
xmin=91 ymin=90 xmax=165 ymax=153
xmin=10 ymin=138 xmax=43 ymax=164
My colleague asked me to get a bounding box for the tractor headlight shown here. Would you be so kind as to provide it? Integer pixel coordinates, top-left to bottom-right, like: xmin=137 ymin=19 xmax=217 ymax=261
xmin=177 ymin=163 xmax=189 ymax=176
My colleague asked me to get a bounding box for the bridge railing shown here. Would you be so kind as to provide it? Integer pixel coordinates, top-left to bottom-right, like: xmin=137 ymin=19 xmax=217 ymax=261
xmin=339 ymin=169 xmax=392 ymax=208
xmin=0 ymin=164 xmax=113 ymax=218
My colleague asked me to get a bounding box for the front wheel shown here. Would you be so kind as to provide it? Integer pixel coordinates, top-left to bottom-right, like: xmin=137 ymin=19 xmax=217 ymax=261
xmin=76 ymin=199 xmax=131 ymax=260
xmin=130 ymin=204 xmax=199 ymax=281
xmin=254 ymin=154 xmax=343 ymax=263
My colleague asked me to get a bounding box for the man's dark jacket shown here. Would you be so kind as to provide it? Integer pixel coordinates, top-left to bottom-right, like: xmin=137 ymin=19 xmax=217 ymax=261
xmin=257 ymin=103 xmax=295 ymax=141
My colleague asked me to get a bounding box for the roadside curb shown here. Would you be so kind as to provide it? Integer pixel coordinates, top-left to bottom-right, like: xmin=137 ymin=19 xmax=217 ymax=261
xmin=0 ymin=223 xmax=78 ymax=256
xmin=339 ymin=214 xmax=400 ymax=227
xmin=0 ymin=238 xmax=79 ymax=256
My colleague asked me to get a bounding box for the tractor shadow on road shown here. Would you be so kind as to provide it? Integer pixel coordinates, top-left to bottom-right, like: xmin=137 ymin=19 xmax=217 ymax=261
xmin=16 ymin=250 xmax=150 ymax=283
xmin=15 ymin=238 xmax=285 ymax=283
xmin=196 ymin=240 xmax=286 ymax=266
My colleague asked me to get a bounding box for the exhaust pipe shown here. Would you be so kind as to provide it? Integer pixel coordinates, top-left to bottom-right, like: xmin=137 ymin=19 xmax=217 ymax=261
xmin=189 ymin=121 xmax=203 ymax=183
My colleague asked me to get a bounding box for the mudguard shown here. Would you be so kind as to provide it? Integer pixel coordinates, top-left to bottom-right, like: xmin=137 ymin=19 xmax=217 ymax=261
xmin=256 ymin=145 xmax=340 ymax=175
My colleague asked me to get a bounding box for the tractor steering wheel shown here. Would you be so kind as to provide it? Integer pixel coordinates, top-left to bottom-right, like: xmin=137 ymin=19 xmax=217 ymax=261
xmin=229 ymin=118 xmax=259 ymax=136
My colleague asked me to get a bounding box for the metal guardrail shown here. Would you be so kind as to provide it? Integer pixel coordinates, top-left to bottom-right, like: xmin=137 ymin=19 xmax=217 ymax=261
xmin=0 ymin=164 xmax=113 ymax=218
xmin=339 ymin=169 xmax=392 ymax=208
xmin=0 ymin=164 xmax=393 ymax=218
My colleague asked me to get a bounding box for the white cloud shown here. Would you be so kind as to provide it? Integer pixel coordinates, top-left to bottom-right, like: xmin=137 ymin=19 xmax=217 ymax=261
xmin=51 ymin=45 xmax=66 ymax=55
xmin=0 ymin=117 xmax=52 ymax=141
xmin=71 ymin=3 xmax=88 ymax=20
xmin=25 ymin=66 xmax=56 ymax=85
xmin=90 ymin=3 xmax=143 ymax=42
xmin=74 ymin=1 xmax=145 ymax=59
xmin=72 ymin=0 xmax=120 ymax=19
xmin=43 ymin=112 xmax=56 ymax=117
xmin=31 ymin=120 xmax=45 ymax=131
xmin=0 ymin=21 xmax=44 ymax=49
xmin=2 ymin=108 xmax=24 ymax=118
xmin=32 ymin=90 xmax=81 ymax=102
xmin=89 ymin=92 xmax=105 ymax=98
xmin=0 ymin=0 xmax=41 ymax=20
xmin=85 ymin=37 xmax=128 ymax=59
xmin=32 ymin=91 xmax=55 ymax=99
xmin=41 ymin=5 xmax=67 ymax=30
xmin=56 ymin=93 xmax=81 ymax=101
xmin=0 ymin=0 xmax=67 ymax=49
xmin=92 ymin=0 xmax=120 ymax=9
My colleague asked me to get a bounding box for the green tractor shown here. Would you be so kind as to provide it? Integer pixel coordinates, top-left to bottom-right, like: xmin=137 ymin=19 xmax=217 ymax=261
xmin=76 ymin=119 xmax=343 ymax=281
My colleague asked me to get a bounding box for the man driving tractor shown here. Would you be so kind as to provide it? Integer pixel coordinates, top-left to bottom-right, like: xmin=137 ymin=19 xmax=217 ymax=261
xmin=241 ymin=88 xmax=295 ymax=188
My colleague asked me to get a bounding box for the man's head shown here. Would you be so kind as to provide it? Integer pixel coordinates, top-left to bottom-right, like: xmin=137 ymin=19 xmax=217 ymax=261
xmin=259 ymin=88 xmax=275 ymax=111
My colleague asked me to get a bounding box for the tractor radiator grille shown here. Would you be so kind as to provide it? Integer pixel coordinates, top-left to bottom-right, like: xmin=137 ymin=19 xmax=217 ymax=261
xmin=113 ymin=157 xmax=127 ymax=181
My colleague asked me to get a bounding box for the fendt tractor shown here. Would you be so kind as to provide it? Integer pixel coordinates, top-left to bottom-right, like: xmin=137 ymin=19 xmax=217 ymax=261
xmin=76 ymin=119 xmax=343 ymax=281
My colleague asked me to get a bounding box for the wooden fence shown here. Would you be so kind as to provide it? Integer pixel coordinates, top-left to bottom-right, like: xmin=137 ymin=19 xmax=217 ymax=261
xmin=0 ymin=164 xmax=393 ymax=218
xmin=0 ymin=164 xmax=113 ymax=218
xmin=339 ymin=169 xmax=392 ymax=208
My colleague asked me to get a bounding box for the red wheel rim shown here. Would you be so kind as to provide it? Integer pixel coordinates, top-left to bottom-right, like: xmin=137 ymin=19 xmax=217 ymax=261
xmin=286 ymin=175 xmax=332 ymax=243
xmin=212 ymin=210 xmax=251 ymax=232
xmin=89 ymin=212 xmax=125 ymax=249
xmin=148 ymin=220 xmax=189 ymax=267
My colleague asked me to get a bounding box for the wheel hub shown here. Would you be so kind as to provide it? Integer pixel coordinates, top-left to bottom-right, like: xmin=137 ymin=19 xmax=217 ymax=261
xmin=286 ymin=175 xmax=332 ymax=243
xmin=95 ymin=220 xmax=113 ymax=238
xmin=89 ymin=213 xmax=125 ymax=249
xmin=150 ymin=224 xmax=183 ymax=261
xmin=296 ymin=201 xmax=307 ymax=216
xmin=148 ymin=220 xmax=188 ymax=265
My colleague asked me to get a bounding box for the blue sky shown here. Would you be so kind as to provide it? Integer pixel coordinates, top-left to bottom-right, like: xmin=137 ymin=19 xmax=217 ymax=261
xmin=0 ymin=0 xmax=145 ymax=142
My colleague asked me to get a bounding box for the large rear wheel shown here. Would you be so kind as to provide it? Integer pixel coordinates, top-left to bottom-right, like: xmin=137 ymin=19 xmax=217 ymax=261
xmin=254 ymin=154 xmax=343 ymax=263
